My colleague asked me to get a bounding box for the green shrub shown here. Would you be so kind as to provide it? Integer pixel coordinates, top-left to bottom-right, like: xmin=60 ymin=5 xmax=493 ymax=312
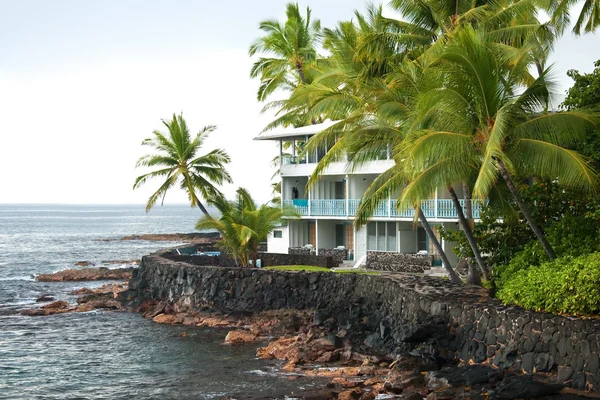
xmin=496 ymin=252 xmax=600 ymax=316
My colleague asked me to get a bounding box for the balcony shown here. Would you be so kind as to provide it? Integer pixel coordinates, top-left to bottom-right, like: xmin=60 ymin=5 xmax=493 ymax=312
xmin=282 ymin=199 xmax=483 ymax=220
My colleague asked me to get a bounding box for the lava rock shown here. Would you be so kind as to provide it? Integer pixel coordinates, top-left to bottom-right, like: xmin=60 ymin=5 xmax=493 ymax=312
xmin=35 ymin=294 xmax=55 ymax=302
xmin=488 ymin=374 xmax=563 ymax=399
xmin=426 ymin=365 xmax=503 ymax=390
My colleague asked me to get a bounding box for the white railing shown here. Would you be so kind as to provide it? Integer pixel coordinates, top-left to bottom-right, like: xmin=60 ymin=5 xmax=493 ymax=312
xmin=284 ymin=198 xmax=484 ymax=219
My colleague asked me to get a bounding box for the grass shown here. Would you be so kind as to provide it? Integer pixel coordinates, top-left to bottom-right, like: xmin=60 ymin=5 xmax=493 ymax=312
xmin=265 ymin=265 xmax=380 ymax=275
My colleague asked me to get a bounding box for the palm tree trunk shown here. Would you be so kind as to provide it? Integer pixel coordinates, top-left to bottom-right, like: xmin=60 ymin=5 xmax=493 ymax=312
xmin=418 ymin=208 xmax=462 ymax=284
xmin=497 ymin=159 xmax=557 ymax=260
xmin=448 ymin=186 xmax=489 ymax=280
xmin=296 ymin=62 xmax=306 ymax=84
xmin=463 ymin=183 xmax=472 ymax=223
xmin=196 ymin=202 xmax=212 ymax=218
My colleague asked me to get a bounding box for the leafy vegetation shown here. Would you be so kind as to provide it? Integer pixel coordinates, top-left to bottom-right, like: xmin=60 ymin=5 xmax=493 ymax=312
xmin=196 ymin=188 xmax=298 ymax=267
xmin=497 ymin=253 xmax=600 ymax=316
xmin=133 ymin=113 xmax=232 ymax=217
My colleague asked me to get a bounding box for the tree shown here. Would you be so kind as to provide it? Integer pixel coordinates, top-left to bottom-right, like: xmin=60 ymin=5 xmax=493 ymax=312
xmin=249 ymin=2 xmax=321 ymax=102
xmin=407 ymin=27 xmax=597 ymax=261
xmin=562 ymin=60 xmax=600 ymax=169
xmin=133 ymin=113 xmax=232 ymax=217
xmin=196 ymin=188 xmax=299 ymax=267
xmin=548 ymin=0 xmax=600 ymax=35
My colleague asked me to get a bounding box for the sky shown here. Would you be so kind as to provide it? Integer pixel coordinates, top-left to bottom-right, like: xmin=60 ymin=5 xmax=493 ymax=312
xmin=0 ymin=0 xmax=598 ymax=206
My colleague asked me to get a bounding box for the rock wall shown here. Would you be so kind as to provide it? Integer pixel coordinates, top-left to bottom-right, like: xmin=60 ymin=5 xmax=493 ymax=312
xmin=258 ymin=252 xmax=337 ymax=268
xmin=124 ymin=252 xmax=600 ymax=391
xmin=365 ymin=251 xmax=433 ymax=273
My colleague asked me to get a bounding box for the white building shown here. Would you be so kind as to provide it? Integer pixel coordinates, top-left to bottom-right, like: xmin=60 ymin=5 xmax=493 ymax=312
xmin=255 ymin=121 xmax=481 ymax=267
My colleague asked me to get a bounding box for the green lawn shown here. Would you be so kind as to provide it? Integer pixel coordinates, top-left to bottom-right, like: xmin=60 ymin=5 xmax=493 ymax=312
xmin=265 ymin=265 xmax=380 ymax=275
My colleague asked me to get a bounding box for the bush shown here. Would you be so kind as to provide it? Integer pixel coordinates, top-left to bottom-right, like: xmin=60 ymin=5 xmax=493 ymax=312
xmin=496 ymin=252 xmax=600 ymax=316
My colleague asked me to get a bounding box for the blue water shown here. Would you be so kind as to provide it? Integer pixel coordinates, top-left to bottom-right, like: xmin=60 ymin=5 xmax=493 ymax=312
xmin=0 ymin=204 xmax=325 ymax=399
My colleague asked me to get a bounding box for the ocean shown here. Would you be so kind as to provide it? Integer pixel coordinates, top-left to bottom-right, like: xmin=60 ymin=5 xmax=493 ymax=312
xmin=0 ymin=204 xmax=324 ymax=399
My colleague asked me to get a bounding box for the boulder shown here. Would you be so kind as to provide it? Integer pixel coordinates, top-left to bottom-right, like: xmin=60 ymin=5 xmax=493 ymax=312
xmin=37 ymin=267 xmax=133 ymax=282
xmin=224 ymin=330 xmax=258 ymax=344
xmin=488 ymin=374 xmax=563 ymax=399
xmin=426 ymin=365 xmax=503 ymax=390
xmin=153 ymin=313 xmax=177 ymax=324
xmin=42 ymin=300 xmax=68 ymax=310
xmin=338 ymin=388 xmax=363 ymax=400
xmin=35 ymin=294 xmax=55 ymax=302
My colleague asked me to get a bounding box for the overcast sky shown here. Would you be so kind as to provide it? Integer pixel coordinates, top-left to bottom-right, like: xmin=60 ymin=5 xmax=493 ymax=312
xmin=0 ymin=1 xmax=598 ymax=205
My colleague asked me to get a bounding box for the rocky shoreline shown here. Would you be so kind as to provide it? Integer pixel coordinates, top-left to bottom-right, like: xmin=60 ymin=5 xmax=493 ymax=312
xmin=36 ymin=266 xmax=135 ymax=282
xmin=23 ymin=258 xmax=600 ymax=399
xmin=100 ymin=232 xmax=220 ymax=244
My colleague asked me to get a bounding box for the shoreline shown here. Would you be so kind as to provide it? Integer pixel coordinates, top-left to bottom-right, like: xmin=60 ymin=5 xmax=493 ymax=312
xmin=24 ymin=249 xmax=600 ymax=399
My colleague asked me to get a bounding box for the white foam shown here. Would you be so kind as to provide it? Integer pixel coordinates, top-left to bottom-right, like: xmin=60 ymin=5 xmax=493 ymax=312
xmin=0 ymin=276 xmax=35 ymax=282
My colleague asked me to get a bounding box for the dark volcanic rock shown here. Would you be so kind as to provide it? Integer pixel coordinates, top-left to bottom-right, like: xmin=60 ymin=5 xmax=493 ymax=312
xmin=35 ymin=294 xmax=55 ymax=302
xmin=488 ymin=375 xmax=563 ymax=399
xmin=37 ymin=267 xmax=133 ymax=282
xmin=426 ymin=365 xmax=503 ymax=390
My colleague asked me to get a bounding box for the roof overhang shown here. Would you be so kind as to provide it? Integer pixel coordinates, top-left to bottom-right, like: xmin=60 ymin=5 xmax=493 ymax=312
xmin=253 ymin=120 xmax=340 ymax=141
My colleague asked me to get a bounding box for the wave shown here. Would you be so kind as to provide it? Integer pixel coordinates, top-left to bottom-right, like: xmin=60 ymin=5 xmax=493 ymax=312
xmin=0 ymin=276 xmax=35 ymax=282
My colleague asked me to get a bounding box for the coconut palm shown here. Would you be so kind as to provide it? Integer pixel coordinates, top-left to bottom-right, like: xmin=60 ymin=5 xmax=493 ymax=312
xmin=196 ymin=188 xmax=299 ymax=267
xmin=547 ymin=0 xmax=600 ymax=34
xmin=133 ymin=113 xmax=232 ymax=217
xmin=404 ymin=26 xmax=598 ymax=261
xmin=249 ymin=2 xmax=322 ymax=102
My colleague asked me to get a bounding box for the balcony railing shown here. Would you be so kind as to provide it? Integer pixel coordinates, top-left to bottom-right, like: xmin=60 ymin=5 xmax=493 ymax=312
xmin=282 ymin=199 xmax=483 ymax=219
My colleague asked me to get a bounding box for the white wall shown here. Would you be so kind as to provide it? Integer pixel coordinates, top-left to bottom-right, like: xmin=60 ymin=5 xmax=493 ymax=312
xmin=398 ymin=222 xmax=417 ymax=253
xmin=442 ymin=222 xmax=460 ymax=267
xmin=288 ymin=220 xmax=310 ymax=248
xmin=349 ymin=175 xmax=378 ymax=199
xmin=317 ymin=220 xmax=336 ymax=249
xmin=355 ymin=225 xmax=367 ymax=260
xmin=283 ymin=177 xmax=308 ymax=201
xmin=267 ymin=225 xmax=289 ymax=254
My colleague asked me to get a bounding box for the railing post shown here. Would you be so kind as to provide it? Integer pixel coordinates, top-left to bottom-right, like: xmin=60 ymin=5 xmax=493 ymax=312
xmin=434 ymin=188 xmax=438 ymax=219
xmin=308 ymin=185 xmax=311 ymax=216
xmin=345 ymin=175 xmax=349 ymax=217
xmin=388 ymin=196 xmax=391 ymax=217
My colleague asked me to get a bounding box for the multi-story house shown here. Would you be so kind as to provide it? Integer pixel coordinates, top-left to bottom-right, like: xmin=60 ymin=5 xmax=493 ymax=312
xmin=255 ymin=120 xmax=482 ymax=268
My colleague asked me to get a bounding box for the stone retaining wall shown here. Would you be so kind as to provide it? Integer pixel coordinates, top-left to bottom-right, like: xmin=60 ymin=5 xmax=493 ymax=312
xmin=365 ymin=251 xmax=433 ymax=273
xmin=289 ymin=247 xmax=346 ymax=265
xmin=124 ymin=252 xmax=600 ymax=391
xmin=258 ymin=252 xmax=337 ymax=268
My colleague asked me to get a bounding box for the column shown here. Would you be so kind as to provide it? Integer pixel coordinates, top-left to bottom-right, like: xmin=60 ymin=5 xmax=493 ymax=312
xmin=279 ymin=139 xmax=283 ymax=167
xmin=434 ymin=188 xmax=438 ymax=219
xmin=345 ymin=174 xmax=349 ymax=217
xmin=308 ymin=182 xmax=311 ymax=216
xmin=315 ymin=219 xmax=319 ymax=256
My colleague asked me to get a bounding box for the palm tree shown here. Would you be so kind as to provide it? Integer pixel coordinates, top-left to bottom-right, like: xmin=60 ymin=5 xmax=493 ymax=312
xmin=133 ymin=113 xmax=232 ymax=217
xmin=547 ymin=0 xmax=600 ymax=34
xmin=249 ymin=2 xmax=321 ymax=102
xmin=406 ymin=27 xmax=598 ymax=261
xmin=196 ymin=188 xmax=299 ymax=267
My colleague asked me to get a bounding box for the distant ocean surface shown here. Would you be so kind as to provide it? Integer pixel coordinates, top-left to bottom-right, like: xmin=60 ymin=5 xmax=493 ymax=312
xmin=0 ymin=204 xmax=323 ymax=399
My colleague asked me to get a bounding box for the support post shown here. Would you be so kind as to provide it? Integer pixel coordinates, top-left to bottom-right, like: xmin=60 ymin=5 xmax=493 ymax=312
xmin=434 ymin=188 xmax=438 ymax=219
xmin=315 ymin=219 xmax=319 ymax=256
xmin=279 ymin=139 xmax=283 ymax=166
xmin=345 ymin=175 xmax=349 ymax=217
xmin=308 ymin=181 xmax=311 ymax=216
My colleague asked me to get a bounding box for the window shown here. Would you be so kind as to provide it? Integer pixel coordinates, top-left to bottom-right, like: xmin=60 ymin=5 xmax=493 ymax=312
xmin=273 ymin=230 xmax=283 ymax=239
xmin=367 ymin=222 xmax=397 ymax=252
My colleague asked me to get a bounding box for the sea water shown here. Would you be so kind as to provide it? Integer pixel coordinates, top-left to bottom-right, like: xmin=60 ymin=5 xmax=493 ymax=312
xmin=0 ymin=204 xmax=324 ymax=399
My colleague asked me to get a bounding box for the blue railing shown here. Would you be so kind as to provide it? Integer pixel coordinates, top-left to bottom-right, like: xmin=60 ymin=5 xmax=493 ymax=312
xmin=284 ymin=198 xmax=484 ymax=219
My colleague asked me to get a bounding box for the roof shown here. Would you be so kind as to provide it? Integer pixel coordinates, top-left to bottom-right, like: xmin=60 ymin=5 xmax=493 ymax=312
xmin=253 ymin=120 xmax=340 ymax=141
